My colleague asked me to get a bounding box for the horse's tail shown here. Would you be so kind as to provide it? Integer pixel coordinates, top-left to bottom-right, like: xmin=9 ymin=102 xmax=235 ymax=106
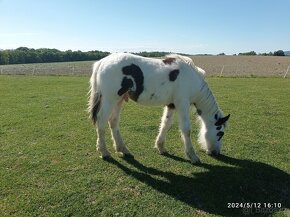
xmin=88 ymin=60 xmax=102 ymax=126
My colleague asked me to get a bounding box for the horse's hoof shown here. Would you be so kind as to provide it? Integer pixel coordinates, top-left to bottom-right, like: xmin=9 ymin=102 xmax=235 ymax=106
xmin=186 ymin=151 xmax=201 ymax=164
xmin=101 ymin=155 xmax=111 ymax=161
xmin=161 ymin=151 xmax=169 ymax=156
xmin=159 ymin=150 xmax=168 ymax=155
xmin=154 ymin=146 xmax=167 ymax=155
xmin=123 ymin=153 xmax=134 ymax=159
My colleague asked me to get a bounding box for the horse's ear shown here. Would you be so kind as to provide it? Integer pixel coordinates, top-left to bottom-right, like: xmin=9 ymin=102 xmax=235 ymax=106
xmin=215 ymin=114 xmax=230 ymax=126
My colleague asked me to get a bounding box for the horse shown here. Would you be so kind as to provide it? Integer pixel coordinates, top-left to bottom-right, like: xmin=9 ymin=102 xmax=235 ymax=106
xmin=88 ymin=53 xmax=230 ymax=164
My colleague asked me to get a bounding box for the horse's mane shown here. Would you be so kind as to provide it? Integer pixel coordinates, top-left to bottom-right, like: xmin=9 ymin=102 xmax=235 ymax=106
xmin=165 ymin=54 xmax=206 ymax=76
xmin=166 ymin=54 xmax=221 ymax=116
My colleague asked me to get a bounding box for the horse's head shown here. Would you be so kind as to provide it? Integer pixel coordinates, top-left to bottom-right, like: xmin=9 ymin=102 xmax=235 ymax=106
xmin=199 ymin=113 xmax=230 ymax=156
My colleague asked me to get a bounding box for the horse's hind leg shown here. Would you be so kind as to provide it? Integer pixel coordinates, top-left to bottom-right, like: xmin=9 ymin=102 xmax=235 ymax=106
xmin=155 ymin=106 xmax=175 ymax=154
xmin=109 ymin=99 xmax=133 ymax=158
xmin=96 ymin=99 xmax=115 ymax=160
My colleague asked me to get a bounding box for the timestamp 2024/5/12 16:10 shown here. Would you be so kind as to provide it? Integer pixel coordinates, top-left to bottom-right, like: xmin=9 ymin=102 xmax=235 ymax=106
xmin=227 ymin=202 xmax=282 ymax=209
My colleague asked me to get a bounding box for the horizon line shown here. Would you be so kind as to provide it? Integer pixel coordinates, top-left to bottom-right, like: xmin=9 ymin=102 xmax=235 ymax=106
xmin=1 ymin=46 xmax=289 ymax=56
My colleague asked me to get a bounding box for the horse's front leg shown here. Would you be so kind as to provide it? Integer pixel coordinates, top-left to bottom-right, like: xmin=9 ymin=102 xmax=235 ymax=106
xmin=176 ymin=102 xmax=201 ymax=164
xmin=155 ymin=106 xmax=175 ymax=154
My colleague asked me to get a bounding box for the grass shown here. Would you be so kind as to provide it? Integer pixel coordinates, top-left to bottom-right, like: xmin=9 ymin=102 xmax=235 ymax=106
xmin=0 ymin=76 xmax=289 ymax=216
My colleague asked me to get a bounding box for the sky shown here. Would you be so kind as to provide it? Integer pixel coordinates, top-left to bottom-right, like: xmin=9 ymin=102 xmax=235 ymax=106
xmin=0 ymin=0 xmax=289 ymax=55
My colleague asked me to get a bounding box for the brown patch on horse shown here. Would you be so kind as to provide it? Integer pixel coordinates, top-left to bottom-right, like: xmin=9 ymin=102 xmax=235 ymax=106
xmin=162 ymin=57 xmax=176 ymax=65
xmin=167 ymin=103 xmax=175 ymax=109
xmin=123 ymin=93 xmax=129 ymax=102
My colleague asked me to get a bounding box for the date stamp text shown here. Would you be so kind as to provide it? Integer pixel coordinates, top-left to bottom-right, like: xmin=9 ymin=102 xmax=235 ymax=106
xmin=227 ymin=202 xmax=285 ymax=215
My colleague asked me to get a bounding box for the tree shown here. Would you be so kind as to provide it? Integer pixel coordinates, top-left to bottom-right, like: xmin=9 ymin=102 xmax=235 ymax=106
xmin=0 ymin=51 xmax=9 ymax=65
xmin=273 ymin=50 xmax=285 ymax=56
xmin=0 ymin=47 xmax=110 ymax=64
xmin=238 ymin=51 xmax=257 ymax=56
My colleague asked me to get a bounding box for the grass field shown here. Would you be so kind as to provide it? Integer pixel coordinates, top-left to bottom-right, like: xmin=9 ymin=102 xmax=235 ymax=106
xmin=0 ymin=75 xmax=289 ymax=216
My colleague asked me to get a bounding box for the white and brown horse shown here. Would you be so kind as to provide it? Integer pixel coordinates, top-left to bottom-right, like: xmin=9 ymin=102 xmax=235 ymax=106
xmin=88 ymin=53 xmax=230 ymax=163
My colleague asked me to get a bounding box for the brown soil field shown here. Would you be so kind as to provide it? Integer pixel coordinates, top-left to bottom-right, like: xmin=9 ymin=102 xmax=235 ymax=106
xmin=0 ymin=55 xmax=290 ymax=77
xmin=192 ymin=55 xmax=290 ymax=77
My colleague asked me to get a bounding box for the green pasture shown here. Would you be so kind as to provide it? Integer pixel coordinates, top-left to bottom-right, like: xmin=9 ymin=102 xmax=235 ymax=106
xmin=0 ymin=76 xmax=289 ymax=216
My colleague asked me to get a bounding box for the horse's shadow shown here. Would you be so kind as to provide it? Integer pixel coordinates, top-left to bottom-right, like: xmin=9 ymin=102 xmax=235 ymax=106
xmin=107 ymin=154 xmax=290 ymax=216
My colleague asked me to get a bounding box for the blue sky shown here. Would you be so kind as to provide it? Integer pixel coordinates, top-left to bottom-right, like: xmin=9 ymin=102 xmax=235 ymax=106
xmin=0 ymin=0 xmax=289 ymax=54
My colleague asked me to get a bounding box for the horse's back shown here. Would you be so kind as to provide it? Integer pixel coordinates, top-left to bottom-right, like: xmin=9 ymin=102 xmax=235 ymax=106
xmin=93 ymin=53 xmax=203 ymax=105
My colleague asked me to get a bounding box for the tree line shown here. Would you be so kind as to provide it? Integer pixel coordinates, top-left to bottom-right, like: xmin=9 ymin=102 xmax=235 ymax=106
xmin=0 ymin=47 xmax=110 ymax=65
xmin=237 ymin=50 xmax=285 ymax=56
xmin=0 ymin=47 xmax=173 ymax=65
xmin=0 ymin=47 xmax=287 ymax=65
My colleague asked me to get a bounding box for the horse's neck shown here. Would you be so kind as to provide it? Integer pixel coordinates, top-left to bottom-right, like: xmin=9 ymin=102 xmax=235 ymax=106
xmin=195 ymin=81 xmax=220 ymax=125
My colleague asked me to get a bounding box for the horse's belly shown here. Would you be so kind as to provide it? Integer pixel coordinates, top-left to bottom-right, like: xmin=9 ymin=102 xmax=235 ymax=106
xmin=135 ymin=90 xmax=172 ymax=106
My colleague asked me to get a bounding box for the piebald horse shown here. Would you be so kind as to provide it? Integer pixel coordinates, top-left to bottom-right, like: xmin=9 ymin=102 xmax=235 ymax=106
xmin=88 ymin=53 xmax=230 ymax=164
